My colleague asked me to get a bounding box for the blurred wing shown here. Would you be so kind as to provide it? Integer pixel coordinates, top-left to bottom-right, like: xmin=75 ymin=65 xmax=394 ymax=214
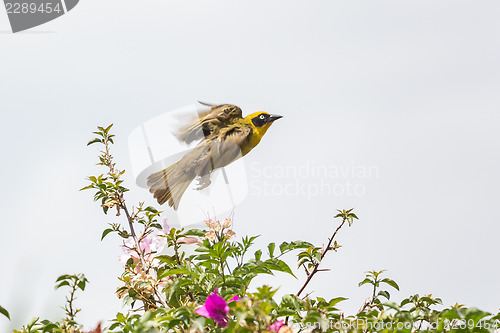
xmin=209 ymin=125 xmax=252 ymax=168
xmin=177 ymin=103 xmax=243 ymax=144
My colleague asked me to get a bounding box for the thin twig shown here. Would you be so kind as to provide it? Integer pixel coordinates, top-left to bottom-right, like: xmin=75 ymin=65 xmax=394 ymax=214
xmin=296 ymin=217 xmax=346 ymax=297
xmin=285 ymin=216 xmax=348 ymax=326
xmin=121 ymin=199 xmax=146 ymax=268
xmin=120 ymin=196 xmax=168 ymax=308
xmin=66 ymin=280 xmax=78 ymax=320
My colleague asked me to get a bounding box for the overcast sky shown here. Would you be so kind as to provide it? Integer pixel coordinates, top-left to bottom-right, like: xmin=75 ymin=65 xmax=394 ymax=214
xmin=1 ymin=0 xmax=499 ymax=331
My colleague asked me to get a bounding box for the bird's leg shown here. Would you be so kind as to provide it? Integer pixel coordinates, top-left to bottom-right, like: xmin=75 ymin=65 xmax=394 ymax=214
xmin=195 ymin=173 xmax=212 ymax=191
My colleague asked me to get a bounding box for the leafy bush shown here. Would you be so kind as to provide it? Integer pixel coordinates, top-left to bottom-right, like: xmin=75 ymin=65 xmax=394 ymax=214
xmin=9 ymin=125 xmax=500 ymax=333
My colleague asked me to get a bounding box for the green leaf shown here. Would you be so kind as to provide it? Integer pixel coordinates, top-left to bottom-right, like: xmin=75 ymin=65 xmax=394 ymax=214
xmin=26 ymin=317 xmax=40 ymax=329
xmin=400 ymin=298 xmax=411 ymax=307
xmin=155 ymin=255 xmax=176 ymax=265
xmin=79 ymin=185 xmax=94 ymax=191
xmin=281 ymin=294 xmax=302 ymax=312
xmin=378 ymin=290 xmax=390 ymax=300
xmin=77 ymin=280 xmax=86 ymax=291
xmin=104 ymin=124 xmax=114 ymax=133
xmin=266 ymin=258 xmax=296 ymax=278
xmin=158 ymin=268 xmax=191 ymax=279
xmin=0 ymin=305 xmax=10 ymax=320
xmin=185 ymin=229 xmax=206 ymax=237
xmin=254 ymin=249 xmax=262 ymax=261
xmin=268 ymin=243 xmax=275 ymax=258
xmin=328 ymin=297 xmax=348 ymax=306
xmin=87 ymin=138 xmax=102 ymax=146
xmin=347 ymin=216 xmax=354 ymax=226
xmin=289 ymin=241 xmax=314 ymax=249
xmin=55 ymin=274 xmax=72 ymax=282
xmin=225 ymin=320 xmax=238 ymax=331
xmin=421 ymin=296 xmax=436 ymax=304
xmin=116 ymin=312 xmax=126 ymax=323
xmin=381 ymin=278 xmax=399 ymax=290
xmin=358 ymin=278 xmax=372 ymax=287
xmin=55 ymin=280 xmax=70 ymax=289
xmin=313 ymin=250 xmax=322 ymax=263
xmin=464 ymin=307 xmax=491 ymax=324
xmin=109 ymin=322 xmax=121 ymax=330
xmin=278 ymin=308 xmax=297 ymax=316
xmin=279 ymin=241 xmax=290 ymax=253
xmin=382 ymin=301 xmax=400 ymax=311
xmin=101 ymin=228 xmax=113 ymax=241
xmin=42 ymin=323 xmax=58 ymax=331
xmin=167 ymin=278 xmax=192 ymax=307
xmin=490 ymin=313 xmax=500 ymax=321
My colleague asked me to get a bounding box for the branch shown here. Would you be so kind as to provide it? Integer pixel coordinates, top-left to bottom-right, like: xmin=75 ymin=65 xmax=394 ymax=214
xmin=120 ymin=197 xmax=146 ymax=268
xmin=117 ymin=179 xmax=168 ymax=309
xmin=98 ymin=129 xmax=168 ymax=309
xmin=296 ymin=217 xmax=347 ymax=297
xmin=66 ymin=280 xmax=78 ymax=320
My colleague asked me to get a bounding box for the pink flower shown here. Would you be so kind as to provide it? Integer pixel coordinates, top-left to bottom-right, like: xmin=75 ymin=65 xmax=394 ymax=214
xmin=269 ymin=320 xmax=285 ymax=332
xmin=119 ymin=237 xmax=137 ymax=262
xmin=195 ymin=289 xmax=239 ymax=327
xmin=119 ymin=218 xmax=170 ymax=262
xmin=140 ymin=235 xmax=153 ymax=253
xmin=161 ymin=217 xmax=170 ymax=233
xmin=178 ymin=236 xmax=199 ymax=244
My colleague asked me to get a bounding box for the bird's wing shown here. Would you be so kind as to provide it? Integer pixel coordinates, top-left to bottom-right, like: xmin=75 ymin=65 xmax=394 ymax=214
xmin=208 ymin=124 xmax=253 ymax=169
xmin=148 ymin=119 xmax=252 ymax=209
xmin=177 ymin=103 xmax=243 ymax=144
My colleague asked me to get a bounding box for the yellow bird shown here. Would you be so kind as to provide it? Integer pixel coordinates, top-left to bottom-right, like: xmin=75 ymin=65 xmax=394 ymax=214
xmin=147 ymin=102 xmax=282 ymax=209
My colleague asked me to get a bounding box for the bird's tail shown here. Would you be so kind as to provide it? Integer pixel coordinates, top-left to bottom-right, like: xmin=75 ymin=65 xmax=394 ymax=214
xmin=147 ymin=162 xmax=194 ymax=210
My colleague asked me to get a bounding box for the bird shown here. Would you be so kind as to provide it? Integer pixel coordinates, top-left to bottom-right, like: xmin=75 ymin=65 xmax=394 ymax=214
xmin=147 ymin=102 xmax=282 ymax=209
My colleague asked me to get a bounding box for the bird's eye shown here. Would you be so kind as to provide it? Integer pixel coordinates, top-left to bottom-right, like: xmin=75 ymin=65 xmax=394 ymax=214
xmin=260 ymin=115 xmax=265 ymax=120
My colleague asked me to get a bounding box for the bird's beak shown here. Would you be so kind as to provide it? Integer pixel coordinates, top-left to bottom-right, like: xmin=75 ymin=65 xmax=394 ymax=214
xmin=268 ymin=114 xmax=283 ymax=123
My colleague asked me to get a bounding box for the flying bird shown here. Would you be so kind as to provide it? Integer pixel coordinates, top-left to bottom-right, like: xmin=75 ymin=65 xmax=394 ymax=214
xmin=147 ymin=102 xmax=282 ymax=209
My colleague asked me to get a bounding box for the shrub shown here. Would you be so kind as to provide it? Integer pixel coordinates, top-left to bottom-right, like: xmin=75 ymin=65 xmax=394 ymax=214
xmin=10 ymin=125 xmax=500 ymax=333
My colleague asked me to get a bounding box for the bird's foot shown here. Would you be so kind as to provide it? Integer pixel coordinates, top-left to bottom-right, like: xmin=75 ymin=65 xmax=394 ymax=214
xmin=195 ymin=174 xmax=212 ymax=190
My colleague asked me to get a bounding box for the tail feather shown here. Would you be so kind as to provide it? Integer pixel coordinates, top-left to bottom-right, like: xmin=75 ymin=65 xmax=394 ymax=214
xmin=147 ymin=163 xmax=194 ymax=210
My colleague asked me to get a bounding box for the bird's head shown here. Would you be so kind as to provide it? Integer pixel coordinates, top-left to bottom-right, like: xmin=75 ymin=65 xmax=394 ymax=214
xmin=247 ymin=112 xmax=283 ymax=137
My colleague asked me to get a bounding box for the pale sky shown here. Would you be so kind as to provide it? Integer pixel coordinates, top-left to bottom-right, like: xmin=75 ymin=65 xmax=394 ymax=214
xmin=1 ymin=1 xmax=499 ymax=331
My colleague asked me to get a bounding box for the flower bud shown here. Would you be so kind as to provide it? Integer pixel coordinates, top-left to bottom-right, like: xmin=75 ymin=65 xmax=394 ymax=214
xmin=214 ymin=220 xmax=221 ymax=232
xmin=206 ymin=230 xmax=216 ymax=241
xmin=178 ymin=236 xmax=199 ymax=245
xmin=204 ymin=219 xmax=214 ymax=228
xmin=222 ymin=218 xmax=232 ymax=229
